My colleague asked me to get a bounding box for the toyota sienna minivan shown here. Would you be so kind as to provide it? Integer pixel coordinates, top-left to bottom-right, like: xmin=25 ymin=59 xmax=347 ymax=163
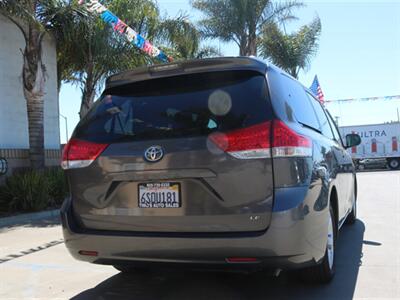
xmin=61 ymin=57 xmax=361 ymax=283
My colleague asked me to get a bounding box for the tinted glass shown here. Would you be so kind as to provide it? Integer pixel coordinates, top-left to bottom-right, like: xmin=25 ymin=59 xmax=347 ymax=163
xmin=306 ymin=93 xmax=334 ymax=139
xmin=325 ymin=109 xmax=343 ymax=145
xmin=74 ymin=71 xmax=271 ymax=143
xmin=280 ymin=75 xmax=320 ymax=130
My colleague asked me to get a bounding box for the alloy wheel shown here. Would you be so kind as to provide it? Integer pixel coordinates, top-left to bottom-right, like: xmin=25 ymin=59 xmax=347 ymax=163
xmin=327 ymin=214 xmax=335 ymax=270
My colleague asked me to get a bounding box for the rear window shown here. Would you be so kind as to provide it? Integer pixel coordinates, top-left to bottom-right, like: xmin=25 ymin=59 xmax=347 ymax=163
xmin=74 ymin=71 xmax=271 ymax=143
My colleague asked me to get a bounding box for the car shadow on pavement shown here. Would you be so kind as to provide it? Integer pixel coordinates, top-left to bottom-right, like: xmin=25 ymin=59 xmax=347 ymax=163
xmin=71 ymin=220 xmax=365 ymax=300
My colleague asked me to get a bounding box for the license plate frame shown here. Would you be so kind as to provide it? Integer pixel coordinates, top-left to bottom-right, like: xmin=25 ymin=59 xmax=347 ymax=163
xmin=138 ymin=182 xmax=181 ymax=208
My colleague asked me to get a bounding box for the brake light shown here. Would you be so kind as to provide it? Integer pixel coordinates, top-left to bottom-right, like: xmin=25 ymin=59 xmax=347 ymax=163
xmin=209 ymin=120 xmax=311 ymax=159
xmin=61 ymin=138 xmax=109 ymax=169
xmin=209 ymin=121 xmax=271 ymax=159
xmin=272 ymin=120 xmax=312 ymax=157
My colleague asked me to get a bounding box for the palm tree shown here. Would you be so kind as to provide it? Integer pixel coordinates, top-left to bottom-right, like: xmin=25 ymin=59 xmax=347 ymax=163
xmin=0 ymin=0 xmax=79 ymax=169
xmin=60 ymin=0 xmax=220 ymax=119
xmin=57 ymin=16 xmax=147 ymax=118
xmin=160 ymin=15 xmax=220 ymax=60
xmin=191 ymin=0 xmax=303 ymax=56
xmin=57 ymin=0 xmax=160 ymax=118
xmin=259 ymin=17 xmax=321 ymax=78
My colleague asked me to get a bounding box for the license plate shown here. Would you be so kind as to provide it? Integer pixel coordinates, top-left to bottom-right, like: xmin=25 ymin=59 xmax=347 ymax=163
xmin=138 ymin=182 xmax=181 ymax=208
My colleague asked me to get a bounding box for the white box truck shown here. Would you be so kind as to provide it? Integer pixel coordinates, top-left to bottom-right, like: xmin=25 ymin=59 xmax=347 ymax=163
xmin=339 ymin=122 xmax=400 ymax=170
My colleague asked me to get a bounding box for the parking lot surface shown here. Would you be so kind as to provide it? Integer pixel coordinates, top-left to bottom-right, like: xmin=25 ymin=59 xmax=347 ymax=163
xmin=0 ymin=170 xmax=399 ymax=299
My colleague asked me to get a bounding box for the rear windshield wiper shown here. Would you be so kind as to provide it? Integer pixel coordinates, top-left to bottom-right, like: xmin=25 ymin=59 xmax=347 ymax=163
xmin=299 ymin=122 xmax=322 ymax=134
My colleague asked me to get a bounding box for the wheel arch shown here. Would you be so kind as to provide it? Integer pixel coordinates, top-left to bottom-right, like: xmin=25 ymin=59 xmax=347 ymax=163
xmin=329 ymin=186 xmax=339 ymax=228
xmin=354 ymin=174 xmax=358 ymax=200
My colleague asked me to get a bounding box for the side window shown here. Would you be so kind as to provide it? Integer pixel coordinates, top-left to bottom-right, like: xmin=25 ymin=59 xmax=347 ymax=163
xmin=306 ymin=93 xmax=334 ymax=139
xmin=281 ymin=75 xmax=320 ymax=130
xmin=325 ymin=109 xmax=344 ymax=145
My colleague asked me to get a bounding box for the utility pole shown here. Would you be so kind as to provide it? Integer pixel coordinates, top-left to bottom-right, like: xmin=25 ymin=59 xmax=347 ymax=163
xmin=397 ymin=108 xmax=400 ymax=123
xmin=335 ymin=116 xmax=340 ymax=127
xmin=60 ymin=114 xmax=69 ymax=144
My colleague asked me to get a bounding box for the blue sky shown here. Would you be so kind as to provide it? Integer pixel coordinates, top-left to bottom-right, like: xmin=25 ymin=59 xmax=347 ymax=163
xmin=59 ymin=0 xmax=400 ymax=143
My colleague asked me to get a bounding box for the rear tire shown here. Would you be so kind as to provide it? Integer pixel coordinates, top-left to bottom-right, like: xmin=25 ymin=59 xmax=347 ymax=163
xmin=300 ymin=205 xmax=336 ymax=284
xmin=388 ymin=158 xmax=400 ymax=170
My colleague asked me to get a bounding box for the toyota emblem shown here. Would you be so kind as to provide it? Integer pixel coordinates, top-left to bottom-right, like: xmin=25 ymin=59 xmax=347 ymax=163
xmin=144 ymin=146 xmax=164 ymax=162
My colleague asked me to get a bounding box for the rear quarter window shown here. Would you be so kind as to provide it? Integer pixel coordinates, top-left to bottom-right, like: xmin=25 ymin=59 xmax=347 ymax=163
xmin=326 ymin=109 xmax=344 ymax=145
xmin=280 ymin=74 xmax=320 ymax=130
xmin=306 ymin=92 xmax=335 ymax=139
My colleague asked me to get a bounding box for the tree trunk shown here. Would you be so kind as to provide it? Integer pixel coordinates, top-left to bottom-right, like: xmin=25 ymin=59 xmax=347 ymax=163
xmin=79 ymin=87 xmax=96 ymax=119
xmin=239 ymin=33 xmax=257 ymax=56
xmin=22 ymin=26 xmax=46 ymax=170
xmin=79 ymin=71 xmax=96 ymax=119
xmin=247 ymin=32 xmax=257 ymax=56
xmin=239 ymin=36 xmax=248 ymax=56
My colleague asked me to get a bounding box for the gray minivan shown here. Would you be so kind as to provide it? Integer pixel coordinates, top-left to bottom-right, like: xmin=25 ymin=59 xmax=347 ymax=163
xmin=61 ymin=57 xmax=361 ymax=283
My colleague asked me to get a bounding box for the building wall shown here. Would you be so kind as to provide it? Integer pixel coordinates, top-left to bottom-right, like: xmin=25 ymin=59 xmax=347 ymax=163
xmin=0 ymin=15 xmax=60 ymax=178
xmin=0 ymin=15 xmax=29 ymax=149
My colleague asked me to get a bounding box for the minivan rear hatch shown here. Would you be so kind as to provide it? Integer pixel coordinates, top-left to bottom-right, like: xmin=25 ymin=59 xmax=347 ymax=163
xmin=65 ymin=69 xmax=275 ymax=233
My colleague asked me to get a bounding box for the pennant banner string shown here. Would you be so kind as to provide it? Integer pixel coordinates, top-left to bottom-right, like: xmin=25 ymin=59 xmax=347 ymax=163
xmin=325 ymin=95 xmax=400 ymax=103
xmin=78 ymin=0 xmax=173 ymax=63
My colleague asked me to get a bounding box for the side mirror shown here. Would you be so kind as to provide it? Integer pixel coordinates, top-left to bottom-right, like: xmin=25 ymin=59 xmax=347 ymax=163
xmin=345 ymin=133 xmax=361 ymax=149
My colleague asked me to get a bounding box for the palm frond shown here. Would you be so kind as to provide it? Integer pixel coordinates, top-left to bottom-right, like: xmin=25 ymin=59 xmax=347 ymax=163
xmin=192 ymin=0 xmax=304 ymax=55
xmin=259 ymin=0 xmax=304 ymax=29
xmin=259 ymin=16 xmax=321 ymax=78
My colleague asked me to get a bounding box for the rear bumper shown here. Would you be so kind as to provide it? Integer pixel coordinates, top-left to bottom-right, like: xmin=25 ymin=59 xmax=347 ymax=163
xmin=61 ymin=193 xmax=329 ymax=271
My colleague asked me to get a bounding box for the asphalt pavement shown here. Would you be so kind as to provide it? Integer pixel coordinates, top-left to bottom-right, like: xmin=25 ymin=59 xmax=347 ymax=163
xmin=0 ymin=170 xmax=399 ymax=299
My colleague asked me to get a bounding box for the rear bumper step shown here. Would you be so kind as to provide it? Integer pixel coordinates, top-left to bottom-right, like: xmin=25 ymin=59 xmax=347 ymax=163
xmin=60 ymin=198 xmax=327 ymax=270
xmin=61 ymin=198 xmax=268 ymax=238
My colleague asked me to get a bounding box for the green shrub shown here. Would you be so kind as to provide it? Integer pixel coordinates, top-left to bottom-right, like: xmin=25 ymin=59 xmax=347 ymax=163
xmin=0 ymin=168 xmax=69 ymax=212
xmin=45 ymin=168 xmax=69 ymax=206
xmin=0 ymin=184 xmax=8 ymax=213
xmin=0 ymin=170 xmax=50 ymax=212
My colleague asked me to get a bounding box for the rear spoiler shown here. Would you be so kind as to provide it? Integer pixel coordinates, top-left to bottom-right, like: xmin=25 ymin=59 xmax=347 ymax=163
xmin=105 ymin=57 xmax=268 ymax=90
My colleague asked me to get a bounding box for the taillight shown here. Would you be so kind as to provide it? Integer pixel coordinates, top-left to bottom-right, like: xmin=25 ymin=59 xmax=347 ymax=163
xmin=61 ymin=138 xmax=109 ymax=169
xmin=272 ymin=120 xmax=312 ymax=157
xmin=209 ymin=121 xmax=271 ymax=159
xmin=209 ymin=120 xmax=311 ymax=159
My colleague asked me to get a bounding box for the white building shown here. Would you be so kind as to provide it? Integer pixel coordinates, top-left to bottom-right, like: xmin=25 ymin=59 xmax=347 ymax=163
xmin=0 ymin=14 xmax=60 ymax=178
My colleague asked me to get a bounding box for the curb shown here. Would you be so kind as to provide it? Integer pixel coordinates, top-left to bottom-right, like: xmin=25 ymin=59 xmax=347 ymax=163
xmin=0 ymin=209 xmax=60 ymax=228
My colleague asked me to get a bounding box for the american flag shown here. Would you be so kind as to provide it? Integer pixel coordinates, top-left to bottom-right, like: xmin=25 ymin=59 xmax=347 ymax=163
xmin=310 ymin=75 xmax=325 ymax=104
